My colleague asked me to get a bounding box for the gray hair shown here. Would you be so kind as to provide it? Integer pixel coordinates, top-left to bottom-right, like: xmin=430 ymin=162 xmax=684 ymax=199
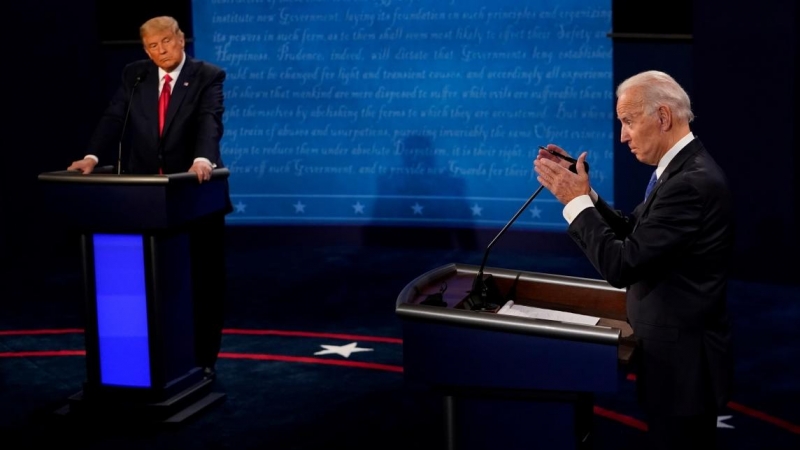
xmin=616 ymin=70 xmax=694 ymax=123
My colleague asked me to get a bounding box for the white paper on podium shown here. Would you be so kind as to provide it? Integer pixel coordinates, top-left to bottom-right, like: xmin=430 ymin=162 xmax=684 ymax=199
xmin=496 ymin=301 xmax=600 ymax=326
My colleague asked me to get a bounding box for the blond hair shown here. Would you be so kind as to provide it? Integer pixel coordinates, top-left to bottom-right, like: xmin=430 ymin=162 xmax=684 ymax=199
xmin=140 ymin=16 xmax=184 ymax=40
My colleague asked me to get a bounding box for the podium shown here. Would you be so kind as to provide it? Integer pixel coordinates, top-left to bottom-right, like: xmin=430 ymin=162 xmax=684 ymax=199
xmin=396 ymin=263 xmax=634 ymax=449
xmin=37 ymin=168 xmax=230 ymax=424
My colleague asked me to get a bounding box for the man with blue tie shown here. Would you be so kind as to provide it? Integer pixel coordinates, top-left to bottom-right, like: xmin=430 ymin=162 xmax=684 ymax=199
xmin=68 ymin=16 xmax=231 ymax=380
xmin=534 ymin=70 xmax=735 ymax=449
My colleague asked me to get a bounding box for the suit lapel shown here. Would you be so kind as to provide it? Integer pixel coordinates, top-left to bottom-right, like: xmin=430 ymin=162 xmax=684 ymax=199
xmin=633 ymin=138 xmax=703 ymax=232
xmin=161 ymin=58 xmax=197 ymax=138
xmin=642 ymin=138 xmax=703 ymax=210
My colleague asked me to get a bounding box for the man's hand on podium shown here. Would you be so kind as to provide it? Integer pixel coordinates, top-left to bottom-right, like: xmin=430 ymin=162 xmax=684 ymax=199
xmin=67 ymin=156 xmax=98 ymax=174
xmin=189 ymin=160 xmax=215 ymax=183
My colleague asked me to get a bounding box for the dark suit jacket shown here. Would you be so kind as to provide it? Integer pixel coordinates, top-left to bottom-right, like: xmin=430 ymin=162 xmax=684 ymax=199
xmin=86 ymin=56 xmax=231 ymax=369
xmin=568 ymin=138 xmax=735 ymax=416
xmin=88 ymin=56 xmax=226 ymax=175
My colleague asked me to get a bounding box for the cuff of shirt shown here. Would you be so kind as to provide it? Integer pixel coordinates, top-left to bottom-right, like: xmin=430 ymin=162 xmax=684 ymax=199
xmin=562 ymin=190 xmax=597 ymax=224
xmin=84 ymin=155 xmax=99 ymax=163
xmin=194 ymin=157 xmax=216 ymax=169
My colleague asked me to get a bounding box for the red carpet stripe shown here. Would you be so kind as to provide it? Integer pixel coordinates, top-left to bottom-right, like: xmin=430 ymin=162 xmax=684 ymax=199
xmin=0 ymin=350 xmax=85 ymax=357
xmin=0 ymin=350 xmax=403 ymax=373
xmin=0 ymin=328 xmax=84 ymax=336
xmin=726 ymin=401 xmax=800 ymax=434
xmin=218 ymin=352 xmax=403 ymax=373
xmin=223 ymin=328 xmax=403 ymax=344
xmin=625 ymin=372 xmax=800 ymax=434
xmin=593 ymin=405 xmax=648 ymax=431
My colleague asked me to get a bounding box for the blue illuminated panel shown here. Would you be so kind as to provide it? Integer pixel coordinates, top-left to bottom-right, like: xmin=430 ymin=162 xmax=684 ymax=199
xmin=93 ymin=234 xmax=151 ymax=387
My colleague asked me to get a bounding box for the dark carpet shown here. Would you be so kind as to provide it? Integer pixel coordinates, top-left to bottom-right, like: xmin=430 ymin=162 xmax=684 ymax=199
xmin=1 ymin=227 xmax=799 ymax=450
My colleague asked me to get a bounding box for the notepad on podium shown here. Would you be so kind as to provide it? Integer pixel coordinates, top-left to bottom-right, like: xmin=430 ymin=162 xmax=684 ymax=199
xmin=496 ymin=300 xmax=600 ymax=326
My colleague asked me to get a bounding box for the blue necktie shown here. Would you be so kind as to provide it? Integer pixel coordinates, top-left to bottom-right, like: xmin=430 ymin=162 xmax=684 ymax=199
xmin=644 ymin=170 xmax=658 ymax=201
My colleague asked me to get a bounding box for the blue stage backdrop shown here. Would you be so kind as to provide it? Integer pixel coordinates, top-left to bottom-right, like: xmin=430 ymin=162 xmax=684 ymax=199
xmin=192 ymin=0 xmax=612 ymax=230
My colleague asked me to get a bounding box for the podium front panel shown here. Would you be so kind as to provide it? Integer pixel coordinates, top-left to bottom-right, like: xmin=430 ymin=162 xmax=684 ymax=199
xmin=402 ymin=317 xmax=618 ymax=393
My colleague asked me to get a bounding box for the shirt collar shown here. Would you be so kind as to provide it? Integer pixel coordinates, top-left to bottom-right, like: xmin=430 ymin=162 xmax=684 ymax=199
xmin=656 ymin=131 xmax=694 ymax=178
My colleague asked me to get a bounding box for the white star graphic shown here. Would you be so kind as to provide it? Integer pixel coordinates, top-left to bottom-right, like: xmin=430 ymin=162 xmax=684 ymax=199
xmin=411 ymin=202 xmax=424 ymax=215
xmin=717 ymin=415 xmax=734 ymax=429
xmin=293 ymin=201 xmax=306 ymax=213
xmin=234 ymin=201 xmax=247 ymax=213
xmin=314 ymin=342 xmax=373 ymax=358
xmin=470 ymin=203 xmax=483 ymax=216
xmin=352 ymin=202 xmax=365 ymax=214
xmin=529 ymin=205 xmax=542 ymax=219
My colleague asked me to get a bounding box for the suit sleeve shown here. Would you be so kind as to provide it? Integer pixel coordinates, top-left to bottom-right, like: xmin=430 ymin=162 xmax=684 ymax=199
xmin=569 ymin=175 xmax=704 ymax=288
xmin=594 ymin=196 xmax=636 ymax=239
xmin=192 ymin=67 xmax=226 ymax=165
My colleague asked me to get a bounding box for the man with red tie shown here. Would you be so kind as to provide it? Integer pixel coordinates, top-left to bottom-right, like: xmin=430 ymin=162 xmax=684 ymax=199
xmin=68 ymin=16 xmax=231 ymax=380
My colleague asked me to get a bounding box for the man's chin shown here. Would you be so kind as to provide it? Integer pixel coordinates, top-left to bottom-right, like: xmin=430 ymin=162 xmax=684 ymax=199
xmin=158 ymin=61 xmax=178 ymax=72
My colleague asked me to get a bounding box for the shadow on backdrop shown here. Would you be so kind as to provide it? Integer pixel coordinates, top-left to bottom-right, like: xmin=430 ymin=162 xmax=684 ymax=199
xmin=362 ymin=135 xmax=478 ymax=251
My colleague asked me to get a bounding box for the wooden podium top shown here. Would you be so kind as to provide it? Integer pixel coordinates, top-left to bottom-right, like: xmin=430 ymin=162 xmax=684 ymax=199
xmin=396 ymin=263 xmax=635 ymax=364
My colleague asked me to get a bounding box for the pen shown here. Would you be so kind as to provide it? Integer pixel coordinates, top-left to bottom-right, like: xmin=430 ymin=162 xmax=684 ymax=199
xmin=538 ymin=146 xmax=589 ymax=173
xmin=538 ymin=145 xmax=577 ymax=163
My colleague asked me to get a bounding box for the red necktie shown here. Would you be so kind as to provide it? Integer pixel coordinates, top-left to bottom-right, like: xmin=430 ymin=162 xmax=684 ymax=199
xmin=158 ymin=74 xmax=172 ymax=137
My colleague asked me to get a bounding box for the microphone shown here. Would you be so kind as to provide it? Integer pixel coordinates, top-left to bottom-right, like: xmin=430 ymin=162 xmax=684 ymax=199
xmin=463 ymin=148 xmax=589 ymax=311
xmin=117 ymin=71 xmax=146 ymax=175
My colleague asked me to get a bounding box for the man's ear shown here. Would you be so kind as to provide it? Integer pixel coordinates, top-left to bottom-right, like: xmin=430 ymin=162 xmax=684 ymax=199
xmin=658 ymin=107 xmax=670 ymax=128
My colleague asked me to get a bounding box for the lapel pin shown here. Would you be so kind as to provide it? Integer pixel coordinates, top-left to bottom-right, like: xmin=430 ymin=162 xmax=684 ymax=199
xmin=183 ymin=82 xmax=189 ymax=86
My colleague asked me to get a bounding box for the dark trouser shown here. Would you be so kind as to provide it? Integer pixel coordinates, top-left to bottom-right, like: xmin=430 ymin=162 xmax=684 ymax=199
xmin=189 ymin=212 xmax=227 ymax=369
xmin=646 ymin=411 xmax=717 ymax=450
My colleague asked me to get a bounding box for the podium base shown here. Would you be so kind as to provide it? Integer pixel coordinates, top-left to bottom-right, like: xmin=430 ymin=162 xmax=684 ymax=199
xmin=54 ymin=378 xmax=225 ymax=425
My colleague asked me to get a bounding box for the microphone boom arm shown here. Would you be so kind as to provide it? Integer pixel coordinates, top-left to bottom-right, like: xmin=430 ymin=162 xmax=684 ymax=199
xmin=117 ymin=74 xmax=144 ymax=175
xmin=467 ymin=185 xmax=544 ymax=311
xmin=476 ymin=185 xmax=544 ymax=277
xmin=466 ymin=154 xmax=588 ymax=311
